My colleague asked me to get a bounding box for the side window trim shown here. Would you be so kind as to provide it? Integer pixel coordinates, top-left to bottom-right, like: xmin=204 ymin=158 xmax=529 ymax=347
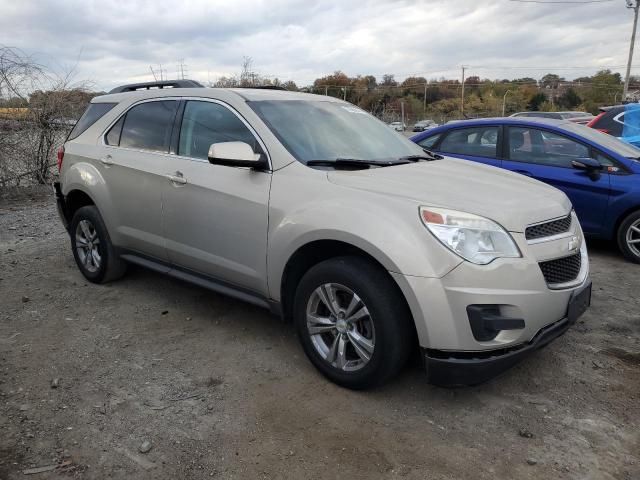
xmin=173 ymin=97 xmax=272 ymax=170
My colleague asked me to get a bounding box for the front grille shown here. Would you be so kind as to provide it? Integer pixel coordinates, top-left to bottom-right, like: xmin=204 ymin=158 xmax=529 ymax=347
xmin=526 ymin=214 xmax=572 ymax=241
xmin=539 ymin=253 xmax=582 ymax=285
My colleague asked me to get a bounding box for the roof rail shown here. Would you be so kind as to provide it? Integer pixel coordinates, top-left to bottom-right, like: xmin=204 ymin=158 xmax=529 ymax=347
xmin=109 ymin=79 xmax=204 ymax=94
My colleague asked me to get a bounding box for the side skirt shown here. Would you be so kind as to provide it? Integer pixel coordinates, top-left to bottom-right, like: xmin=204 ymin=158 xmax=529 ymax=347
xmin=119 ymin=252 xmax=282 ymax=316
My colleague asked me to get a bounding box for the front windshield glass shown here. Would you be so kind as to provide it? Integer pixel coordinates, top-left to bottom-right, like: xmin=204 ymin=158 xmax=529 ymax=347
xmin=248 ymin=100 xmax=425 ymax=163
xmin=562 ymin=122 xmax=640 ymax=158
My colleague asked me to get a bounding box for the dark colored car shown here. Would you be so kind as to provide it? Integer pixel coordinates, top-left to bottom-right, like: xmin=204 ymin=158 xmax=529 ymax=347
xmin=412 ymin=119 xmax=437 ymax=132
xmin=411 ymin=117 xmax=640 ymax=263
xmin=587 ymin=104 xmax=640 ymax=147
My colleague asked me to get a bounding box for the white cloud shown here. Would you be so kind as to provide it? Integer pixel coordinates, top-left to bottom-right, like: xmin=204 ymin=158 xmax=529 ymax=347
xmin=0 ymin=0 xmax=635 ymax=91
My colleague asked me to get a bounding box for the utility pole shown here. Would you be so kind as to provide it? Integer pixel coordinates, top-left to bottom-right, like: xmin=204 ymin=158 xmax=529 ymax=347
xmin=460 ymin=65 xmax=466 ymax=117
xmin=325 ymin=85 xmax=328 ymax=96
xmin=502 ymin=90 xmax=512 ymax=116
xmin=401 ymin=101 xmax=405 ymax=131
xmin=624 ymin=0 xmax=639 ymax=101
xmin=150 ymin=66 xmax=158 ymax=81
xmin=343 ymin=86 xmax=347 ymax=101
xmin=423 ymin=82 xmax=427 ymax=113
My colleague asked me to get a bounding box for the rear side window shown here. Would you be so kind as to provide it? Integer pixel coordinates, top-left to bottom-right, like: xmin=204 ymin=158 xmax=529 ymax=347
xmin=119 ymin=101 xmax=178 ymax=152
xmin=438 ymin=126 xmax=499 ymax=158
xmin=593 ymin=108 xmax=623 ymax=136
xmin=67 ymin=103 xmax=116 ymax=141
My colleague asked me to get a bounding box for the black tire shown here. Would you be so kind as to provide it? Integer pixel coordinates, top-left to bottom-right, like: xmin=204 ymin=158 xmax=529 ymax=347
xmin=293 ymin=256 xmax=414 ymax=390
xmin=70 ymin=205 xmax=127 ymax=283
xmin=617 ymin=210 xmax=640 ymax=264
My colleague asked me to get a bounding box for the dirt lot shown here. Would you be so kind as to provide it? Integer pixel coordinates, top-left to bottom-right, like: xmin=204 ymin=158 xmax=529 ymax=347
xmin=0 ymin=186 xmax=638 ymax=480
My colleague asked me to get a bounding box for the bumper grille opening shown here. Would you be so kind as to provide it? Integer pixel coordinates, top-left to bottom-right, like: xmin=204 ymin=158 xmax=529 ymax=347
xmin=539 ymin=253 xmax=581 ymax=285
xmin=526 ymin=214 xmax=572 ymax=241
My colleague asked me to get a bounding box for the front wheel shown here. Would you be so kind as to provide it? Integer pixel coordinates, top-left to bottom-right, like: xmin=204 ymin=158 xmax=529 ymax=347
xmin=293 ymin=256 xmax=413 ymax=389
xmin=617 ymin=211 xmax=640 ymax=264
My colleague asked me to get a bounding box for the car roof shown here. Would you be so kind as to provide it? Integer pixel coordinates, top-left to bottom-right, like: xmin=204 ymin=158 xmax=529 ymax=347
xmin=92 ymin=87 xmax=340 ymax=104
xmin=435 ymin=117 xmax=570 ymax=127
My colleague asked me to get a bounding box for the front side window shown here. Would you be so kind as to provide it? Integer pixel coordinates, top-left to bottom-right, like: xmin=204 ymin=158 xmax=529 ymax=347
xmin=118 ymin=100 xmax=178 ymax=152
xmin=507 ymin=127 xmax=590 ymax=167
xmin=178 ymin=101 xmax=259 ymax=160
xmin=438 ymin=126 xmax=499 ymax=158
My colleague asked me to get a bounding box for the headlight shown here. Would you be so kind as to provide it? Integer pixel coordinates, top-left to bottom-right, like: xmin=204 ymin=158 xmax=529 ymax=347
xmin=419 ymin=206 xmax=521 ymax=265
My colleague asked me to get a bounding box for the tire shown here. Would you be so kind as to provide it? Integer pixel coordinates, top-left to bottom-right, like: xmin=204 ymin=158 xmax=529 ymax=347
xmin=293 ymin=256 xmax=413 ymax=390
xmin=617 ymin=211 xmax=640 ymax=264
xmin=70 ymin=205 xmax=127 ymax=283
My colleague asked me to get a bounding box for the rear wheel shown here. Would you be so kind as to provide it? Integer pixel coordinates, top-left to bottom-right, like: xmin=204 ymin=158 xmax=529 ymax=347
xmin=294 ymin=256 xmax=413 ymax=389
xmin=70 ymin=206 xmax=127 ymax=283
xmin=617 ymin=211 xmax=640 ymax=264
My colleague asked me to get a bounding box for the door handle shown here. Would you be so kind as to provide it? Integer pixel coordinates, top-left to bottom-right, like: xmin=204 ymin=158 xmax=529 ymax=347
xmin=100 ymin=155 xmax=115 ymax=166
xmin=514 ymin=169 xmax=533 ymax=177
xmin=165 ymin=171 xmax=187 ymax=185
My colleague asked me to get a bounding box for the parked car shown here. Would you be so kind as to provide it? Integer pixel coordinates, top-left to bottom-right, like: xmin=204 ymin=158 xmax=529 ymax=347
xmin=412 ymin=119 xmax=437 ymax=132
xmin=54 ymin=80 xmax=591 ymax=389
xmin=511 ymin=111 xmax=594 ymax=125
xmin=412 ymin=117 xmax=640 ymax=263
xmin=587 ymin=103 xmax=640 ymax=147
xmin=389 ymin=121 xmax=406 ymax=131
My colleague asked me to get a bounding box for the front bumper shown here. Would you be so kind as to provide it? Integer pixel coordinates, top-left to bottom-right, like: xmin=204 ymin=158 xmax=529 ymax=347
xmin=424 ymin=280 xmax=591 ymax=386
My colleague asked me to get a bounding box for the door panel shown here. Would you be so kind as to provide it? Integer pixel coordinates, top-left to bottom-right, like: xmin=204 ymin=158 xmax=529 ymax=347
xmin=161 ymin=159 xmax=271 ymax=293
xmin=503 ymin=126 xmax=610 ymax=234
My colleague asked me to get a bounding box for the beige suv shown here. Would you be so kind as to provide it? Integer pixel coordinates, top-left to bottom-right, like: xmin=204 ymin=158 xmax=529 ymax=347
xmin=54 ymin=80 xmax=591 ymax=389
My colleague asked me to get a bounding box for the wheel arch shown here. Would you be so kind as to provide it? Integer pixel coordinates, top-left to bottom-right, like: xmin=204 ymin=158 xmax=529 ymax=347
xmin=278 ymin=239 xmax=418 ymax=347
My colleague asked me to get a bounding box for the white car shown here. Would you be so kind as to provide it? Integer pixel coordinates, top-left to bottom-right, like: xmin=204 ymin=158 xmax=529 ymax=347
xmin=389 ymin=121 xmax=405 ymax=131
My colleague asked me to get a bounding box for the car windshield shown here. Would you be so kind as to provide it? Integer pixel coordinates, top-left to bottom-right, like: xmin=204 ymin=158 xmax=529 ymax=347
xmin=248 ymin=100 xmax=424 ymax=164
xmin=561 ymin=122 xmax=640 ymax=158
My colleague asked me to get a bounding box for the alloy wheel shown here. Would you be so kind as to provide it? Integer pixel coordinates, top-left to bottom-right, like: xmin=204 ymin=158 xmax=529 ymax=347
xmin=75 ymin=219 xmax=102 ymax=273
xmin=626 ymin=219 xmax=640 ymax=258
xmin=306 ymin=283 xmax=375 ymax=372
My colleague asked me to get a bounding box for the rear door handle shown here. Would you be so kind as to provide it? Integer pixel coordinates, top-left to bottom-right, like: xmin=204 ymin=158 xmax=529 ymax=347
xmin=165 ymin=171 xmax=187 ymax=185
xmin=100 ymin=155 xmax=114 ymax=166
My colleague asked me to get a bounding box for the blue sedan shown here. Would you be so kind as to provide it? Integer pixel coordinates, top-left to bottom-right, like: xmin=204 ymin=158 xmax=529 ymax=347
xmin=411 ymin=117 xmax=640 ymax=263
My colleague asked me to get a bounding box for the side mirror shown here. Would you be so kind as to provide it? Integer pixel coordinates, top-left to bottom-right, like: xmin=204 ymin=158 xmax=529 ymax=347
xmin=571 ymin=157 xmax=603 ymax=181
xmin=207 ymin=141 xmax=267 ymax=169
xmin=571 ymin=157 xmax=603 ymax=172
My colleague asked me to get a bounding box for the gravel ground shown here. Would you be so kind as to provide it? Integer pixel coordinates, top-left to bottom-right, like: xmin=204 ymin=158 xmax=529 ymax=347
xmin=0 ymin=186 xmax=638 ymax=479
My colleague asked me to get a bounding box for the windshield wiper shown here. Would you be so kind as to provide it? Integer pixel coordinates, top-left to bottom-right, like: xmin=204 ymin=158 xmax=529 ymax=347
xmin=307 ymin=158 xmax=412 ymax=169
xmin=398 ymin=149 xmax=443 ymax=162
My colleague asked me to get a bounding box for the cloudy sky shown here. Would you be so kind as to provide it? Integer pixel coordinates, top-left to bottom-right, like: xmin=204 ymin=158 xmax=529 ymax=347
xmin=0 ymin=0 xmax=635 ymax=91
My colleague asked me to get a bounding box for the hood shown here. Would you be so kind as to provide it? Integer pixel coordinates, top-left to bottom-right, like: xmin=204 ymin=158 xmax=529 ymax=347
xmin=327 ymin=158 xmax=572 ymax=232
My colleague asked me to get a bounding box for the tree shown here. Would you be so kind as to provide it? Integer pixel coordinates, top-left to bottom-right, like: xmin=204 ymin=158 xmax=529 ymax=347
xmin=540 ymin=73 xmax=564 ymax=89
xmin=380 ymin=74 xmax=397 ymax=87
xmin=527 ymin=92 xmax=547 ymax=111
xmin=558 ymin=88 xmax=582 ymax=109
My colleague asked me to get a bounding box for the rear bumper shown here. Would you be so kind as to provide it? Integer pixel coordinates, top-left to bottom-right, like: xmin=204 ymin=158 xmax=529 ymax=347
xmin=53 ymin=181 xmax=69 ymax=232
xmin=424 ymin=281 xmax=591 ymax=386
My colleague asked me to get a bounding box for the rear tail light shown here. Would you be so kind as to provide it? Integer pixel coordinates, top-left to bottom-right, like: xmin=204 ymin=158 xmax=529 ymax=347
xmin=56 ymin=145 xmax=65 ymax=172
xmin=586 ymin=112 xmax=605 ymax=129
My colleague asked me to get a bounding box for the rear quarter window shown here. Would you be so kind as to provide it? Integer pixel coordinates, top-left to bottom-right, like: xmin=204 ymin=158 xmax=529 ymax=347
xmin=67 ymin=103 xmax=117 ymax=141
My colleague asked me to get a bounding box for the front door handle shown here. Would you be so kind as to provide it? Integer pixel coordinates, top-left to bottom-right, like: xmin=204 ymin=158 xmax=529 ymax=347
xmin=165 ymin=171 xmax=187 ymax=185
xmin=100 ymin=155 xmax=115 ymax=166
